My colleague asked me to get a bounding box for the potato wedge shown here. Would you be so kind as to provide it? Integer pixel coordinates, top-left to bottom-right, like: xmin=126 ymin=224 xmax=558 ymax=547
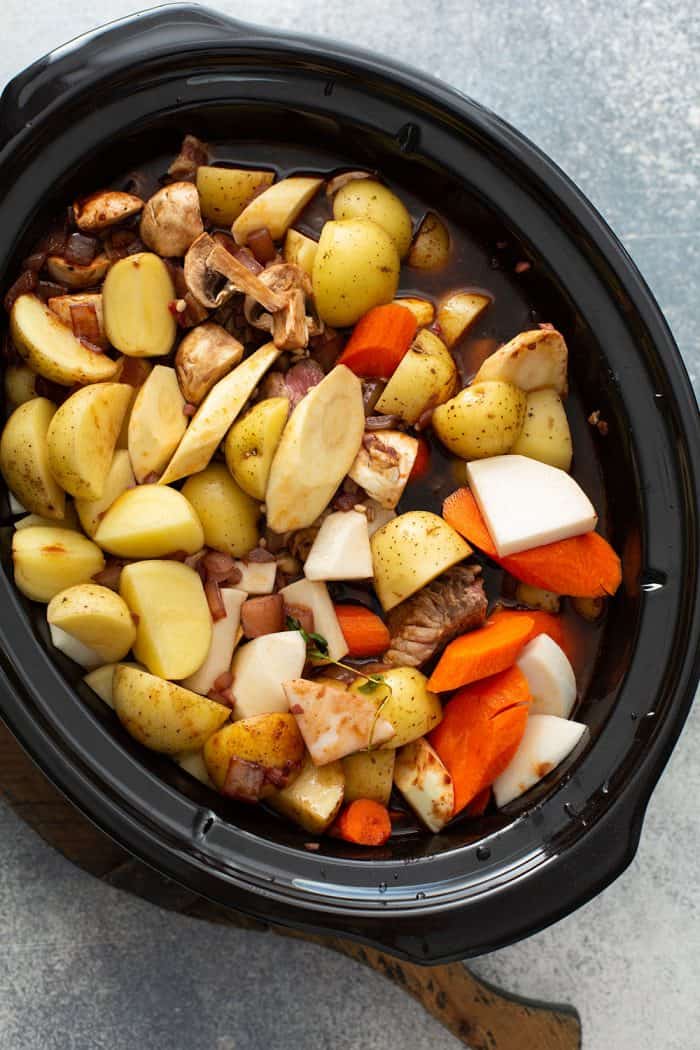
xmin=269 ymin=755 xmax=345 ymax=834
xmin=312 ymin=218 xmax=400 ymax=327
xmin=393 ymin=737 xmax=454 ymax=831
xmin=265 ymin=365 xmax=364 ymax=532
xmin=10 ymin=294 xmax=120 ymax=386
xmin=84 ymin=660 xmax=143 ymax=709
xmin=119 ymin=560 xmax=211 ymax=679
xmin=474 ymin=329 xmax=568 ymax=395
xmin=159 ymin=342 xmax=280 ymax=485
xmin=102 ymin=252 xmax=176 ymax=358
xmin=392 ymin=297 xmax=435 ymax=327
xmin=342 ymin=749 xmax=395 ymax=805
xmin=127 ymin=365 xmax=187 ymax=482
xmin=114 ymin=665 xmax=229 ymax=754
xmin=96 ymin=484 xmax=204 ymax=558
xmin=408 ymin=212 xmax=450 ymax=269
xmin=47 ymin=583 xmax=136 ymax=663
xmin=511 ymin=388 xmax=573 ymax=471
xmin=0 ymin=398 xmax=65 ymax=519
xmin=115 ymin=358 xmax=153 ymax=450
xmin=47 ymin=293 xmax=108 ymax=349
xmin=371 ymin=511 xmax=471 ymax=611
xmin=224 ymin=397 xmax=289 ymax=501
xmin=374 ymin=329 xmax=457 ymax=424
xmin=352 ymin=666 xmax=442 ymax=750
xmin=75 ymin=449 xmax=135 ymax=538
xmin=432 ymin=380 xmax=527 ymax=460
xmin=437 ymin=291 xmax=491 ymax=348
xmin=332 ymin=179 xmax=412 ymax=258
xmin=46 ymin=254 xmax=111 ymax=289
xmin=197 ymin=166 xmax=275 ymax=225
xmin=12 ymin=526 xmax=105 ymax=602
xmin=4 ymin=364 xmax=38 ymax=407
xmin=203 ymin=714 xmax=305 ymax=796
xmin=47 ymin=383 xmax=132 ymax=499
xmin=181 ymin=464 xmax=259 ymax=557
xmin=231 ymin=630 xmax=307 ymax=719
xmin=283 ymin=229 xmax=318 ymax=278
xmin=232 ymin=177 xmax=322 ymax=245
xmin=14 ymin=502 xmax=79 ymax=532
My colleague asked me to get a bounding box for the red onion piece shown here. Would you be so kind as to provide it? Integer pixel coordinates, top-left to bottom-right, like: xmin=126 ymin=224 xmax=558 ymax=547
xmin=247 ymin=546 xmax=275 ymax=564
xmin=241 ymin=594 xmax=285 ymax=638
xmin=64 ymin=232 xmax=99 ymax=266
xmin=247 ymin=227 xmax=276 ymax=265
xmin=69 ymin=302 xmax=101 ymax=345
xmin=284 ymin=603 xmax=315 ymax=635
xmin=204 ymin=578 xmax=227 ymax=621
xmin=221 ymin=756 xmax=266 ymax=802
xmin=4 ymin=271 xmax=38 ymax=312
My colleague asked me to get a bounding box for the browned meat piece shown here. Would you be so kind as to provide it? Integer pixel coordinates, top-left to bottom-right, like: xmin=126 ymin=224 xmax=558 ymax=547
xmin=260 ymin=359 xmax=324 ymax=409
xmin=385 ymin=564 xmax=487 ymax=668
xmin=168 ymin=134 xmax=209 ymax=180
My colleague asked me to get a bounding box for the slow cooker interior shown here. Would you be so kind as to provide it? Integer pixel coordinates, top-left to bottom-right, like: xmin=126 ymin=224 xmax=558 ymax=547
xmin=0 ymin=102 xmax=643 ymax=863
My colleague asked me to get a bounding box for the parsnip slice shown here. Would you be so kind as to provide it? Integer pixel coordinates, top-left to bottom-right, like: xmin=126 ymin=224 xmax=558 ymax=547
xmin=128 ymin=365 xmax=187 ymax=482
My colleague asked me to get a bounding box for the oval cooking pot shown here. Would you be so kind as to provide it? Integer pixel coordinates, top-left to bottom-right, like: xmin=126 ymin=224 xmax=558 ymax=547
xmin=0 ymin=5 xmax=697 ymax=964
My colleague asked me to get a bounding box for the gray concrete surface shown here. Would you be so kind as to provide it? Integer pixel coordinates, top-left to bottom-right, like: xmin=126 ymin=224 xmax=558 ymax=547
xmin=1 ymin=2 xmax=698 ymax=1048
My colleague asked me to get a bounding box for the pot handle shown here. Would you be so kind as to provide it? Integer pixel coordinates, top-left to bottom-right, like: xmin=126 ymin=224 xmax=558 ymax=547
xmin=0 ymin=4 xmax=266 ymax=151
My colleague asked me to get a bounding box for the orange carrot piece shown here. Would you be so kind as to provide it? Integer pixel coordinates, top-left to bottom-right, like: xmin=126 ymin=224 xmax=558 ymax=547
xmin=332 ymin=799 xmax=392 ymax=846
xmin=465 ymin=786 xmax=491 ymax=817
xmin=334 ymin=604 xmax=391 ymax=658
xmin=429 ymin=666 xmax=531 ymax=814
xmin=427 ymin=609 xmax=535 ymax=692
xmin=523 ymin=610 xmax=566 ymax=650
xmin=442 ymin=488 xmax=622 ymax=598
xmin=338 ymin=303 xmax=417 ymax=378
xmin=409 ymin=436 xmax=431 ymax=481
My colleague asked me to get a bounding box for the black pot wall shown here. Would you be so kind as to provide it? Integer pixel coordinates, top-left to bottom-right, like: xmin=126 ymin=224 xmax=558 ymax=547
xmin=0 ymin=5 xmax=697 ymax=963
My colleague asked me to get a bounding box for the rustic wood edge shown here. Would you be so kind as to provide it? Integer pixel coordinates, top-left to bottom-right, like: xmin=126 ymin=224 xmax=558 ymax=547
xmin=0 ymin=721 xmax=581 ymax=1050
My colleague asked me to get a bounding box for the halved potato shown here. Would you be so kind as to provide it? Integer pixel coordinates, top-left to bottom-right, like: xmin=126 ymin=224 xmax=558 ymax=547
xmin=197 ymin=166 xmax=275 ymax=224
xmin=102 ymin=253 xmax=177 ymax=358
xmin=342 ymin=749 xmax=395 ymax=805
xmin=47 ymin=583 xmax=136 ymax=663
xmin=128 ymin=365 xmax=187 ymax=482
xmin=4 ymin=364 xmax=38 ymax=407
xmin=432 ymin=380 xmax=527 ymax=460
xmin=46 ymin=254 xmax=111 ymax=289
xmin=283 ymin=229 xmax=318 ymax=277
xmin=84 ymin=661 xmax=143 ymax=709
xmin=95 ymin=484 xmax=204 ymax=558
xmin=75 ymin=449 xmax=135 ymax=538
xmin=0 ymin=398 xmax=65 ymax=518
xmin=47 ymin=383 xmax=132 ymax=499
xmin=12 ymin=526 xmax=105 ymax=603
xmin=374 ymin=329 xmax=457 ymax=424
xmin=265 ymin=365 xmax=364 ymax=532
xmin=312 ymin=218 xmax=400 ymax=327
xmin=371 ymin=511 xmax=471 ymax=611
xmin=159 ymin=342 xmax=280 ymax=485
xmin=114 ymin=665 xmax=229 ymax=754
xmin=437 ymin=291 xmax=491 ymax=348
xmin=269 ymin=755 xmax=345 ymax=834
xmin=232 ymin=177 xmax=323 ymax=244
xmin=181 ymin=464 xmax=259 ymax=557
xmin=474 ymin=329 xmax=568 ymax=395
xmin=392 ymin=297 xmax=435 ymax=327
xmin=408 ymin=212 xmax=450 ymax=269
xmin=10 ymin=294 xmax=120 ymax=385
xmin=332 ymin=179 xmax=412 ymax=258
xmin=119 ymin=560 xmax=211 ymax=679
xmin=203 ymin=714 xmax=305 ymax=796
xmin=351 ymin=667 xmax=442 ymax=749
xmin=511 ymin=388 xmax=573 ymax=471
xmin=393 ymin=737 xmax=454 ymax=831
xmin=224 ymin=397 xmax=290 ymax=501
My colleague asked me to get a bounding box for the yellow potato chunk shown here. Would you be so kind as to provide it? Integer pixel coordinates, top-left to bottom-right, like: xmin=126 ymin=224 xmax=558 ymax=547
xmin=351 ymin=667 xmax=442 ymax=749
xmin=203 ymin=714 xmax=305 ymax=797
xmin=4 ymin=365 xmax=38 ymax=407
xmin=342 ymin=749 xmax=395 ymax=805
xmin=392 ymin=297 xmax=435 ymax=327
xmin=371 ymin=511 xmax=471 ymax=611
xmin=270 ymin=755 xmax=345 ymax=833
xmin=119 ymin=560 xmax=211 ymax=679
xmin=128 ymin=364 xmax=187 ymax=482
xmin=333 ymin=179 xmax=413 ymax=258
xmin=12 ymin=526 xmax=105 ymax=603
xmin=224 ymin=397 xmax=289 ymax=501
xmin=408 ymin=212 xmax=450 ymax=269
xmin=511 ymin=388 xmax=573 ymax=471
xmin=197 ymin=166 xmax=275 ymax=224
xmin=232 ymin=177 xmax=322 ymax=245
xmin=437 ymin=291 xmax=491 ymax=348
xmin=47 ymin=383 xmax=132 ymax=499
xmin=47 ymin=583 xmax=136 ymax=663
xmin=95 ymin=484 xmax=204 ymax=558
xmin=312 ymin=218 xmax=400 ymax=327
xmin=432 ymin=380 xmax=527 ymax=460
xmin=283 ymin=229 xmax=318 ymax=278
xmin=10 ymin=294 xmax=120 ymax=386
xmin=0 ymin=397 xmax=65 ymax=518
xmin=375 ymin=329 xmax=457 ymax=424
xmin=181 ymin=464 xmax=259 ymax=558
xmin=102 ymin=252 xmax=177 ymax=358
xmin=75 ymin=449 xmax=135 ymax=538
xmin=113 ymin=665 xmax=229 ymax=754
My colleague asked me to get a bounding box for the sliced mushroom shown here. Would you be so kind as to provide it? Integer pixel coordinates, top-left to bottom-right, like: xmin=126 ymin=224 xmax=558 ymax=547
xmin=175 ymin=323 xmax=244 ymax=404
xmin=140 ymin=182 xmax=204 ymax=258
xmin=325 ymin=170 xmax=373 ymax=197
xmin=259 ymin=263 xmax=317 ymax=352
xmin=46 ymin=253 xmax=111 ymax=289
xmin=73 ymin=191 xmax=144 ymax=232
xmin=47 ymin=293 xmax=107 ymax=348
xmin=184 ymin=233 xmax=288 ymax=312
xmin=168 ymin=134 xmax=209 ymax=180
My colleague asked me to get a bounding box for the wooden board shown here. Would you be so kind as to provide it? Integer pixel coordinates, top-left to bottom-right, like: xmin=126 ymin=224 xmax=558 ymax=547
xmin=0 ymin=719 xmax=581 ymax=1049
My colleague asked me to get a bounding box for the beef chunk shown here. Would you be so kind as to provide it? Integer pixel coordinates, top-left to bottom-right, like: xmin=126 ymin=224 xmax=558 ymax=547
xmin=386 ymin=564 xmax=488 ymax=668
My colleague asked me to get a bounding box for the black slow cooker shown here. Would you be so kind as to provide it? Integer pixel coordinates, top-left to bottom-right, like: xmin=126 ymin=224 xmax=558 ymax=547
xmin=0 ymin=4 xmax=697 ymax=964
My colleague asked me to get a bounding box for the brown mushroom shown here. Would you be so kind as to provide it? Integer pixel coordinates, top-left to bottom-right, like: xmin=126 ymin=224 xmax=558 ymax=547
xmin=46 ymin=253 xmax=111 ymax=289
xmin=73 ymin=190 xmax=144 ymax=232
xmin=175 ymin=322 xmax=244 ymax=404
xmin=184 ymin=233 xmax=288 ymax=312
xmin=258 ymin=263 xmax=318 ymax=351
xmin=140 ymin=182 xmax=204 ymax=258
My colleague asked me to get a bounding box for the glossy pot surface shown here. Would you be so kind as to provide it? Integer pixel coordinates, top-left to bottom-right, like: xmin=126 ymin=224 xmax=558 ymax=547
xmin=0 ymin=4 xmax=697 ymax=963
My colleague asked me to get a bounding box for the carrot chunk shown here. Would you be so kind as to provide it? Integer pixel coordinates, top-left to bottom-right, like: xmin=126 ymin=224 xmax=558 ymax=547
xmin=427 ymin=609 xmax=535 ymax=692
xmin=429 ymin=666 xmax=531 ymax=814
xmin=332 ymin=799 xmax=392 ymax=845
xmin=443 ymin=488 xmax=622 ymax=598
xmin=338 ymin=303 xmax=417 ymax=378
xmin=334 ymin=604 xmax=391 ymax=658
